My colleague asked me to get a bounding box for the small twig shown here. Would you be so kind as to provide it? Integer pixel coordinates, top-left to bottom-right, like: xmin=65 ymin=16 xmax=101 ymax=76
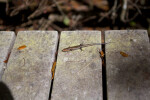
xmin=137 ymin=5 xmax=150 ymax=9
xmin=70 ymin=15 xmax=83 ymax=29
xmin=51 ymin=1 xmax=66 ymax=7
xmin=6 ymin=0 xmax=9 ymax=15
xmin=50 ymin=23 xmax=63 ymax=32
xmin=53 ymin=0 xmax=65 ymax=17
xmin=40 ymin=20 xmax=51 ymax=30
xmin=39 ymin=14 xmax=63 ymax=31
xmin=126 ymin=12 xmax=139 ymax=22
xmin=21 ymin=58 xmax=25 ymax=67
xmin=39 ymin=18 xmax=48 ymax=30
xmin=39 ymin=0 xmax=48 ymax=7
xmin=28 ymin=6 xmax=52 ymax=19
xmin=111 ymin=0 xmax=118 ymax=23
xmin=128 ymin=0 xmax=142 ymax=14
xmin=82 ymin=16 xmax=96 ymax=23
xmin=10 ymin=4 xmax=29 ymax=16
xmin=120 ymin=0 xmax=128 ymax=22
xmin=98 ymin=0 xmax=120 ymax=22
xmin=21 ymin=20 xmax=33 ymax=27
xmin=120 ymin=0 xmax=140 ymax=23
xmin=28 ymin=0 xmax=49 ymax=19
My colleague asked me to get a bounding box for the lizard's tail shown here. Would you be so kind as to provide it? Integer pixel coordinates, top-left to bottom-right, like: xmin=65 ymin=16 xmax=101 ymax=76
xmin=92 ymin=42 xmax=113 ymax=45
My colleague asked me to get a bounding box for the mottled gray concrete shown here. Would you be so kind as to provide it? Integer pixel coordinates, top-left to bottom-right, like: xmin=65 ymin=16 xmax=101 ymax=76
xmin=0 ymin=31 xmax=16 ymax=80
xmin=105 ymin=30 xmax=150 ymax=100
xmin=2 ymin=31 xmax=58 ymax=100
xmin=51 ymin=31 xmax=103 ymax=100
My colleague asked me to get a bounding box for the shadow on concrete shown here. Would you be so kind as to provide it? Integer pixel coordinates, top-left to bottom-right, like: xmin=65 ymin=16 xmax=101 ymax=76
xmin=0 ymin=82 xmax=14 ymax=100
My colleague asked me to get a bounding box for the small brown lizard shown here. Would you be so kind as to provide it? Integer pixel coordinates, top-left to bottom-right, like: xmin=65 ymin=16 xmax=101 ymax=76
xmin=62 ymin=43 xmax=110 ymax=52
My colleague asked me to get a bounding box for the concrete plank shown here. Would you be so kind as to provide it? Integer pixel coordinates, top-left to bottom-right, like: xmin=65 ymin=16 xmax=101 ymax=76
xmin=0 ymin=31 xmax=16 ymax=80
xmin=2 ymin=31 xmax=58 ymax=100
xmin=105 ymin=30 xmax=150 ymax=100
xmin=51 ymin=31 xmax=103 ymax=100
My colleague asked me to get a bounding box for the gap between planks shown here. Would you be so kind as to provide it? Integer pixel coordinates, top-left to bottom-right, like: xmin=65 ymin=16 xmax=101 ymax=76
xmin=101 ymin=30 xmax=107 ymax=100
xmin=49 ymin=31 xmax=61 ymax=100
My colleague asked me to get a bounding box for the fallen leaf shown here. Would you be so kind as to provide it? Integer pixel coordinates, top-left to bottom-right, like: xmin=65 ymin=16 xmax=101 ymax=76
xmin=100 ymin=50 xmax=104 ymax=58
xmin=99 ymin=50 xmax=105 ymax=65
xmin=4 ymin=59 xmax=8 ymax=63
xmin=3 ymin=52 xmax=11 ymax=63
xmin=18 ymin=45 xmax=27 ymax=50
xmin=120 ymin=51 xmax=128 ymax=57
xmin=51 ymin=61 xmax=56 ymax=80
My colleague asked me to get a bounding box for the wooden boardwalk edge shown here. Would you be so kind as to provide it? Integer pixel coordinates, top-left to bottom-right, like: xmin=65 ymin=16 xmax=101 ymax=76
xmin=0 ymin=30 xmax=150 ymax=100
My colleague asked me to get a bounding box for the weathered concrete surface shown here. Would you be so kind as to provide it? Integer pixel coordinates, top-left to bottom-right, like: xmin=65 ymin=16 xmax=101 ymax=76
xmin=0 ymin=31 xmax=16 ymax=80
xmin=51 ymin=31 xmax=102 ymax=100
xmin=2 ymin=31 xmax=58 ymax=100
xmin=105 ymin=30 xmax=150 ymax=100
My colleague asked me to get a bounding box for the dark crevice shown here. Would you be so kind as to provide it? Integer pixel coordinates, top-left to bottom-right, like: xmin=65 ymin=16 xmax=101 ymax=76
xmin=0 ymin=82 xmax=14 ymax=100
xmin=101 ymin=30 xmax=107 ymax=100
xmin=48 ymin=32 xmax=60 ymax=100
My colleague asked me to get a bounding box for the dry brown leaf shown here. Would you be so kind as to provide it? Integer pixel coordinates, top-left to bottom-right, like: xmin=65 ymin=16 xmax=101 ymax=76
xmin=100 ymin=50 xmax=104 ymax=58
xmin=4 ymin=59 xmax=8 ymax=63
xmin=17 ymin=45 xmax=27 ymax=50
xmin=3 ymin=53 xmax=11 ymax=63
xmin=51 ymin=61 xmax=56 ymax=79
xmin=120 ymin=51 xmax=128 ymax=57
xmin=98 ymin=50 xmax=105 ymax=65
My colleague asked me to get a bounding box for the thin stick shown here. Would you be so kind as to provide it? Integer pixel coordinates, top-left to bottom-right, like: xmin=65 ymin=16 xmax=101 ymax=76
xmin=53 ymin=0 xmax=65 ymax=17
xmin=120 ymin=0 xmax=128 ymax=22
xmin=21 ymin=58 xmax=25 ymax=67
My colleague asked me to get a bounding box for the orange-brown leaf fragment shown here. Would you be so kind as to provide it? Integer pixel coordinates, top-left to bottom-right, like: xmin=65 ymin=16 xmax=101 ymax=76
xmin=120 ymin=51 xmax=128 ymax=57
xmin=3 ymin=53 xmax=11 ymax=63
xmin=100 ymin=50 xmax=104 ymax=58
xmin=51 ymin=61 xmax=56 ymax=80
xmin=18 ymin=45 xmax=27 ymax=50
xmin=98 ymin=50 xmax=105 ymax=65
xmin=3 ymin=59 xmax=8 ymax=63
